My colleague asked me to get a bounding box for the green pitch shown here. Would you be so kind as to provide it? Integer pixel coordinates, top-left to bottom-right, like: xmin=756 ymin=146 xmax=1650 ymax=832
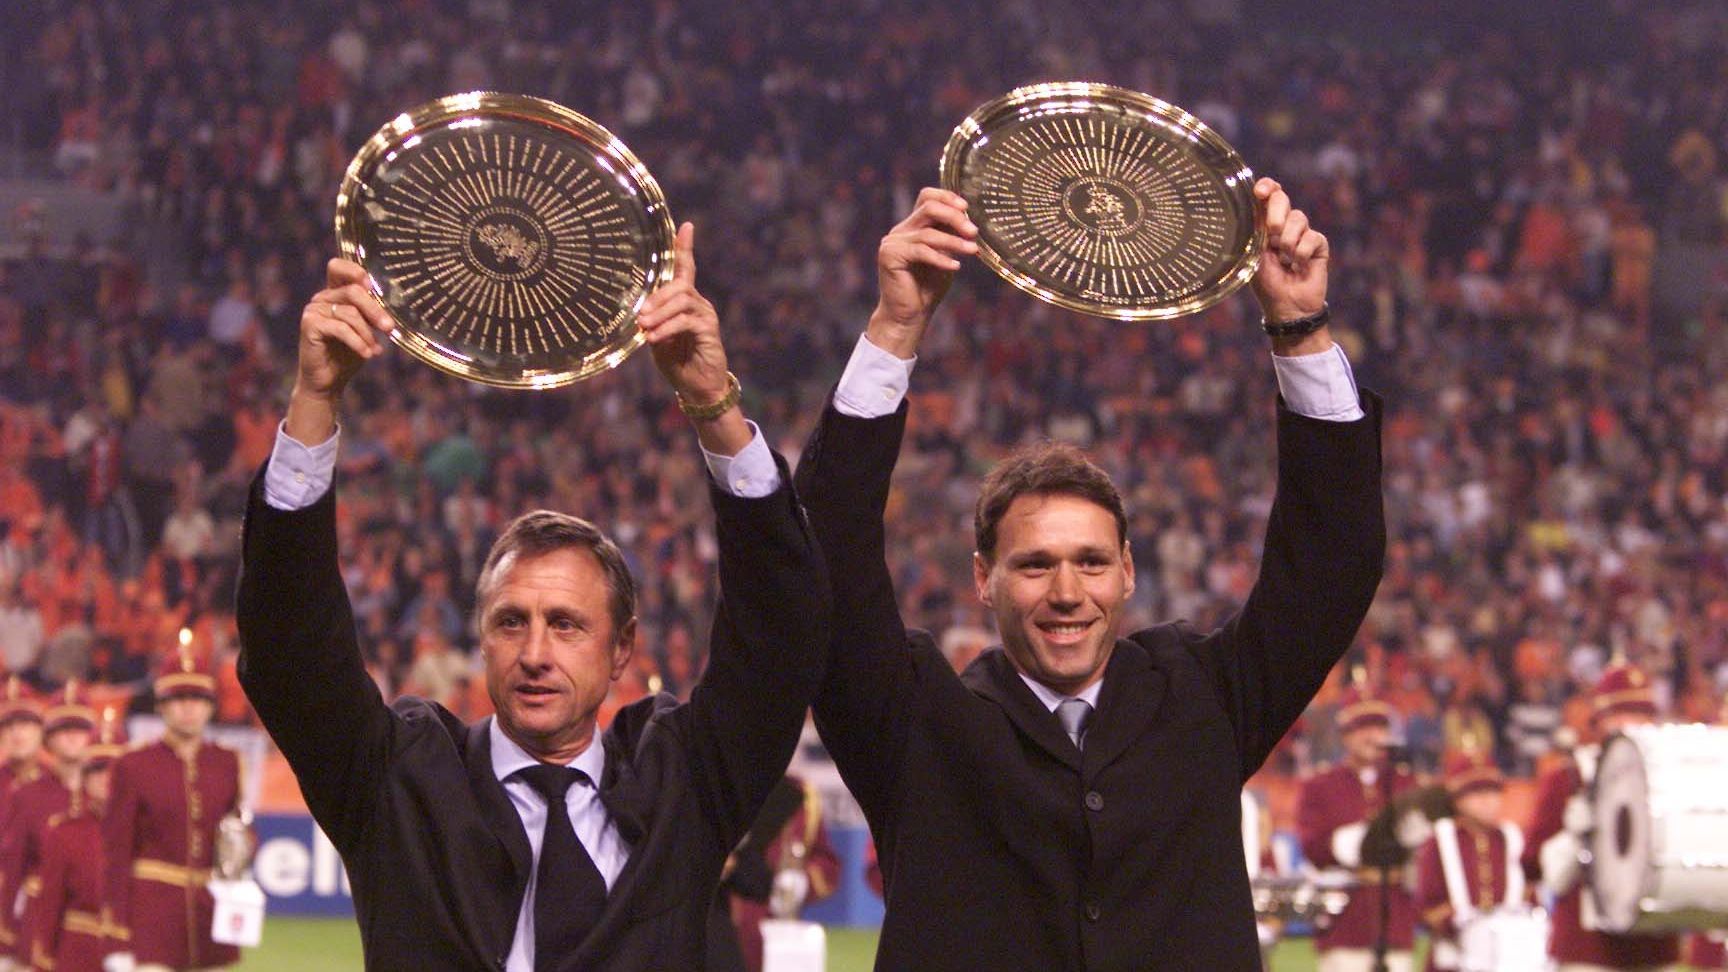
xmin=236 ymin=920 xmax=1722 ymax=971
xmin=235 ymin=920 xmax=1349 ymax=970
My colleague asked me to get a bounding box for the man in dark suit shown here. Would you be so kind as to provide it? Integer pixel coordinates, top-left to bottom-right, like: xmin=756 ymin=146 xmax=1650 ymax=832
xmin=235 ymin=223 xmax=830 ymax=971
xmin=794 ymin=179 xmax=1385 ymax=971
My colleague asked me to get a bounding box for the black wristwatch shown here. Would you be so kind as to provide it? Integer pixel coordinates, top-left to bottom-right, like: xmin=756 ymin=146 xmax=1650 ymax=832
xmin=1261 ymin=302 xmax=1330 ymax=339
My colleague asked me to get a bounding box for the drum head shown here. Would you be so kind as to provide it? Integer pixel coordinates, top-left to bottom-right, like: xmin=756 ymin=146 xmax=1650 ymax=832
xmin=1591 ymin=731 xmax=1652 ymax=933
xmin=335 ymin=92 xmax=676 ymax=388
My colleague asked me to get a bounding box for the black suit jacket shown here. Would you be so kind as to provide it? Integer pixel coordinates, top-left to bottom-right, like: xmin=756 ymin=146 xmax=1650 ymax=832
xmin=794 ymin=395 xmax=1385 ymax=971
xmin=235 ymin=455 xmax=828 ymax=971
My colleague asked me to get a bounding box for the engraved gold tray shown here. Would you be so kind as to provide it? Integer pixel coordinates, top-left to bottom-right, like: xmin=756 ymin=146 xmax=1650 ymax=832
xmin=335 ymin=92 xmax=675 ymax=388
xmin=940 ymin=82 xmax=1261 ymax=321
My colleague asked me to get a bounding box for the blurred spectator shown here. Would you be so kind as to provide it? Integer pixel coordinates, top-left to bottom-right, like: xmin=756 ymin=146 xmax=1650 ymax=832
xmin=0 ymin=0 xmax=1722 ymax=780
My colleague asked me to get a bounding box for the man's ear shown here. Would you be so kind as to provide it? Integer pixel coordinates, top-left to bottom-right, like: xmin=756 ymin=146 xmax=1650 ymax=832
xmin=611 ymin=617 xmax=638 ymax=681
xmin=1122 ymin=539 xmax=1135 ymax=595
xmin=973 ymin=552 xmax=993 ymax=607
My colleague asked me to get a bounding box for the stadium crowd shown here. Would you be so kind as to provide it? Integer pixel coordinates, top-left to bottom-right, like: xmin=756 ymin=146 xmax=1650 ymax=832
xmin=1 ymin=0 xmax=1728 ymax=781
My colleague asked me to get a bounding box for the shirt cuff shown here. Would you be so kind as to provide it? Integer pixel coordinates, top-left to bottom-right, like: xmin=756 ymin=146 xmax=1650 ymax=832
xmin=701 ymin=421 xmax=780 ymax=498
xmin=262 ymin=423 xmax=340 ymax=511
xmin=1271 ymin=343 xmax=1365 ymax=422
xmin=833 ymin=333 xmax=917 ymax=419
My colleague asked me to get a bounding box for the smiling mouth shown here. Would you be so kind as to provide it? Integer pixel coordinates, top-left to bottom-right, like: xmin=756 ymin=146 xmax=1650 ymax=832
xmin=1036 ymin=620 xmax=1096 ymax=643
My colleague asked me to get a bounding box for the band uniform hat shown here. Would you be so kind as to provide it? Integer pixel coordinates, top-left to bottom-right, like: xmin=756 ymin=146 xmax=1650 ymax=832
xmin=1441 ymin=747 xmax=1503 ymax=797
xmin=156 ymin=636 xmax=217 ymax=703
xmin=42 ymin=680 xmax=98 ymax=736
xmin=83 ymin=705 xmax=129 ymax=771
xmin=1336 ymin=685 xmax=1395 ymax=734
xmin=1590 ymin=661 xmax=1658 ymax=724
xmin=0 ymin=676 xmax=43 ymax=729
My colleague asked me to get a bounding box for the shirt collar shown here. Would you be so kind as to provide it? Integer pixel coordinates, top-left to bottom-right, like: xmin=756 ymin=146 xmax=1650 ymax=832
xmin=1017 ymin=671 xmax=1104 ymax=713
xmin=489 ymin=716 xmax=608 ymax=787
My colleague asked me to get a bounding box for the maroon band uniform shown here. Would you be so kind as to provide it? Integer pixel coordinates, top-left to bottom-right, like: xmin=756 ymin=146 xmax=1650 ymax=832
xmin=23 ymin=714 xmax=126 ymax=972
xmin=1412 ymin=750 xmax=1521 ymax=972
xmin=1296 ymin=692 xmax=1419 ymax=955
xmin=103 ymin=654 xmax=242 ymax=970
xmin=1414 ymin=820 xmax=1517 ymax=971
xmin=24 ymin=812 xmax=108 ymax=972
xmin=0 ymin=678 xmax=45 ymax=954
xmin=103 ymin=739 xmax=241 ymax=969
xmin=728 ymin=778 xmax=840 ymax=972
xmin=1 ymin=685 xmax=95 ymax=965
xmin=1688 ymin=934 xmax=1728 ymax=970
xmin=1 ymin=774 xmax=73 ymax=964
xmin=1521 ymin=662 xmax=1678 ymax=969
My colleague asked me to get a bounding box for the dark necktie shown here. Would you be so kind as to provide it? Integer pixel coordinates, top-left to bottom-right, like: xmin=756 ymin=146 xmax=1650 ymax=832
xmin=1056 ymin=698 xmax=1093 ymax=752
xmin=517 ymin=764 xmax=608 ymax=970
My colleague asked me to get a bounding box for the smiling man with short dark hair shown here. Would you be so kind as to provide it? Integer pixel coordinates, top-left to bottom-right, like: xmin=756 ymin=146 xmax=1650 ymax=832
xmin=796 ymin=180 xmax=1386 ymax=971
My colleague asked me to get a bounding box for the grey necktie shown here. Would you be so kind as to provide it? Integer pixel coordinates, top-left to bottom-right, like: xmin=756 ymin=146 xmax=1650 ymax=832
xmin=1056 ymin=698 xmax=1093 ymax=751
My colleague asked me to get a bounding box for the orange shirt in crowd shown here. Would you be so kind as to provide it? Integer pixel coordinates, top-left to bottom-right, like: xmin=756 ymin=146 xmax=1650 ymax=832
xmin=231 ymin=405 xmax=277 ymax=474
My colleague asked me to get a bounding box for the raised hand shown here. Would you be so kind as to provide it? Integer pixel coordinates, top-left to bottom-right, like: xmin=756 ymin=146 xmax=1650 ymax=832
xmin=286 ymin=258 xmax=395 ymax=444
xmin=639 ymin=222 xmax=729 ymax=405
xmin=1250 ymin=177 xmax=1330 ymax=352
xmin=638 ymin=223 xmax=752 ymax=455
xmin=867 ymin=188 xmax=979 ymax=358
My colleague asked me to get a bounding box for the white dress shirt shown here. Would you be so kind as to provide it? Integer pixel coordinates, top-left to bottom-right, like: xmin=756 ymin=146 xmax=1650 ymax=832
xmin=263 ymin=421 xmax=779 ymax=510
xmin=260 ymin=421 xmax=778 ymax=972
xmin=489 ymin=718 xmax=629 ymax=972
xmin=1019 ymin=671 xmax=1105 ymax=714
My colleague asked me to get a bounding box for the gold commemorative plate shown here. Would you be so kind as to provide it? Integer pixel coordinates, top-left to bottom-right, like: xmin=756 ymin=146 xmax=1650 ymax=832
xmin=940 ymin=82 xmax=1262 ymax=321
xmin=335 ymin=92 xmax=675 ymax=388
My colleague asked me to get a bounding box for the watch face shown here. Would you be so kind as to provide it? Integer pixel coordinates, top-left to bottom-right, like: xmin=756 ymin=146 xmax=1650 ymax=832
xmin=336 ymin=92 xmax=676 ymax=388
xmin=941 ymin=82 xmax=1262 ymax=321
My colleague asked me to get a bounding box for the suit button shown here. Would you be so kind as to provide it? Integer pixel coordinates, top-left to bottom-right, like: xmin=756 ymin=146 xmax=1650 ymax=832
xmin=1084 ymin=900 xmax=1101 ymax=922
xmin=1085 ymin=791 xmax=1104 ymax=812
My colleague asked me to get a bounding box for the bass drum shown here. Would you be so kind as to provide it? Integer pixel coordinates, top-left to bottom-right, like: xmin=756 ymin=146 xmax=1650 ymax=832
xmin=1591 ymin=724 xmax=1728 ymax=933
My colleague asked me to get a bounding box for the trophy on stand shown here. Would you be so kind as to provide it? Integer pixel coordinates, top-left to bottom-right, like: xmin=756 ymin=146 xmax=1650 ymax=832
xmin=940 ymin=82 xmax=1263 ymax=321
xmin=335 ymin=92 xmax=677 ymax=388
xmin=761 ymin=836 xmax=827 ymax=972
xmin=208 ymin=808 xmax=265 ymax=947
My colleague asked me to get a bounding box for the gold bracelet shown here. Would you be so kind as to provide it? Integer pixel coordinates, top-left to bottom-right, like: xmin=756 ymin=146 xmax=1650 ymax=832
xmin=675 ymin=371 xmax=742 ymax=421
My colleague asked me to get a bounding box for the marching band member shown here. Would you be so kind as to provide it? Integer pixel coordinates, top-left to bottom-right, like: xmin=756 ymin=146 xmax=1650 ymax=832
xmin=1524 ymin=661 xmax=1678 ymax=971
xmin=715 ymin=775 xmax=840 ymax=972
xmin=0 ymin=685 xmax=95 ymax=971
xmin=1413 ymin=747 xmax=1527 ymax=972
xmin=0 ymin=679 xmax=44 ymax=805
xmin=1682 ymin=693 xmax=1728 ymax=971
xmin=0 ymin=678 xmax=44 ymax=965
xmin=101 ymin=651 xmax=241 ymax=972
xmin=1297 ymin=689 xmax=1421 ymax=972
xmin=22 ymin=709 xmax=125 ymax=972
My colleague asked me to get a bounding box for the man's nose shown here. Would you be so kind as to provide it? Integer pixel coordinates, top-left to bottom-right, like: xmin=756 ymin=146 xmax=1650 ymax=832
xmin=517 ymin=621 xmax=552 ymax=669
xmin=1047 ymin=564 xmax=1084 ymax=607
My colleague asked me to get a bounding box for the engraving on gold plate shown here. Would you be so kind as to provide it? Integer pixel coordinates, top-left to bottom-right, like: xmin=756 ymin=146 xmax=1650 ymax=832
xmin=336 ymin=92 xmax=675 ymax=388
xmin=941 ymin=82 xmax=1262 ymax=321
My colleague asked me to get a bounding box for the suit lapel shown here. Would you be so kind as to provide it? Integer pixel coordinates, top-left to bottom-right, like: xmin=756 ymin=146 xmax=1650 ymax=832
xmin=1084 ymin=638 xmax=1166 ymax=779
xmin=465 ymin=719 xmax=532 ymax=894
xmin=597 ymin=731 xmax=660 ymax=859
xmin=565 ymin=721 xmax=665 ymax=969
xmin=962 ymin=650 xmax=1082 ymax=772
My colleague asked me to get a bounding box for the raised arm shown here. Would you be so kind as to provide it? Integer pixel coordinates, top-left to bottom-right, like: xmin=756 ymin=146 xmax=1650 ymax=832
xmin=637 ymin=225 xmax=832 ymax=846
xmin=234 ymin=258 xmax=397 ymax=853
xmin=795 ymin=190 xmax=978 ymax=826
xmin=1192 ymin=178 xmax=1387 ymax=779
